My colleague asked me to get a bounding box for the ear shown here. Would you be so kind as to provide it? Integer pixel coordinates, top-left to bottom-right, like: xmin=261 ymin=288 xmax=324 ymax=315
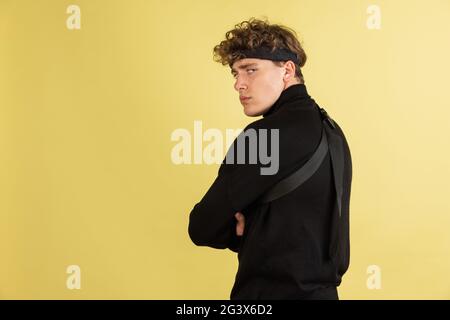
xmin=283 ymin=61 xmax=297 ymax=80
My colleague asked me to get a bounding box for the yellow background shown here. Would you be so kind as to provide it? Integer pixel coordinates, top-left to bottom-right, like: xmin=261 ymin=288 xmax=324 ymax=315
xmin=1 ymin=0 xmax=449 ymax=299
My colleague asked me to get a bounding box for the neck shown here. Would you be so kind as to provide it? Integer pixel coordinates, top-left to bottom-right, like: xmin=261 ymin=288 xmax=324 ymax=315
xmin=283 ymin=79 xmax=302 ymax=90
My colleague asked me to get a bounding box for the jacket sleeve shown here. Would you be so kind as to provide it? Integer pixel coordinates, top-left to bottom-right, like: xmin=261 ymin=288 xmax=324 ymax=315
xmin=188 ymin=164 xmax=242 ymax=250
xmin=188 ymin=110 xmax=322 ymax=250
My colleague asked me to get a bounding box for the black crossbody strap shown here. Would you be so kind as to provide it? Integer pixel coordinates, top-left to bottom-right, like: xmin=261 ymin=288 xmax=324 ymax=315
xmin=258 ymin=127 xmax=328 ymax=204
xmin=257 ymin=106 xmax=344 ymax=215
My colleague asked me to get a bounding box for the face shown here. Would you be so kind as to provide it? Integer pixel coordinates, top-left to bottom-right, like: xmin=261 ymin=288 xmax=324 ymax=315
xmin=231 ymin=58 xmax=297 ymax=117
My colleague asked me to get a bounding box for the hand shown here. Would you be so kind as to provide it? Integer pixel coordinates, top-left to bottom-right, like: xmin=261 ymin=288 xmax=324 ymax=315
xmin=234 ymin=212 xmax=245 ymax=236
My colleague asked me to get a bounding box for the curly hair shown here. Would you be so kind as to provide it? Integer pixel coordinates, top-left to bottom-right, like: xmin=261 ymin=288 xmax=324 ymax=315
xmin=213 ymin=17 xmax=307 ymax=83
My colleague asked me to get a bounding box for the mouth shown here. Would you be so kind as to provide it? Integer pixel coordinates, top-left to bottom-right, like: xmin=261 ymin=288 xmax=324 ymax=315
xmin=240 ymin=96 xmax=251 ymax=103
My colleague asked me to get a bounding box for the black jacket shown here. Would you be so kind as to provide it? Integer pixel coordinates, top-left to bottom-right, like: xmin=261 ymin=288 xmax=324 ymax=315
xmin=188 ymin=84 xmax=352 ymax=299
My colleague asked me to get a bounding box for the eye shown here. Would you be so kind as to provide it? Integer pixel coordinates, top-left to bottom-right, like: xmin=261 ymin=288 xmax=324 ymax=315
xmin=247 ymin=68 xmax=256 ymax=74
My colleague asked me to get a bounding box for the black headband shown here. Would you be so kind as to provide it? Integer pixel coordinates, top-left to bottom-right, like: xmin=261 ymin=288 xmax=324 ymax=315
xmin=236 ymin=46 xmax=300 ymax=65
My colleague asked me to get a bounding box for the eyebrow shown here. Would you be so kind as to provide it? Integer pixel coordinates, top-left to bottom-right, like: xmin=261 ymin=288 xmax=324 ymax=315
xmin=230 ymin=63 xmax=258 ymax=74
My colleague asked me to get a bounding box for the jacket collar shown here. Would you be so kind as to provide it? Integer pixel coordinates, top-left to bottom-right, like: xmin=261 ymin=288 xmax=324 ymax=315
xmin=263 ymin=83 xmax=310 ymax=118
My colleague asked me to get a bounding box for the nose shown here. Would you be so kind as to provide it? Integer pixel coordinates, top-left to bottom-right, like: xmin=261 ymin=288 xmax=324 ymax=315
xmin=234 ymin=76 xmax=247 ymax=92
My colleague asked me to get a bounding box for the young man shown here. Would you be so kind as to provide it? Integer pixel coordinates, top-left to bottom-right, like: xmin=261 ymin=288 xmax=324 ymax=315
xmin=188 ymin=18 xmax=353 ymax=300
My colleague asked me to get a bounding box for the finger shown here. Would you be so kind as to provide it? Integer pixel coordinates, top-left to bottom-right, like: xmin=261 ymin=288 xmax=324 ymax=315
xmin=235 ymin=214 xmax=245 ymax=236
xmin=236 ymin=221 xmax=244 ymax=236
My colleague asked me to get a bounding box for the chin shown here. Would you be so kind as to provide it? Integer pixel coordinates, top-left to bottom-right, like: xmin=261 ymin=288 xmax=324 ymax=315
xmin=244 ymin=105 xmax=270 ymax=117
xmin=243 ymin=109 xmax=262 ymax=117
xmin=243 ymin=105 xmax=263 ymax=117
